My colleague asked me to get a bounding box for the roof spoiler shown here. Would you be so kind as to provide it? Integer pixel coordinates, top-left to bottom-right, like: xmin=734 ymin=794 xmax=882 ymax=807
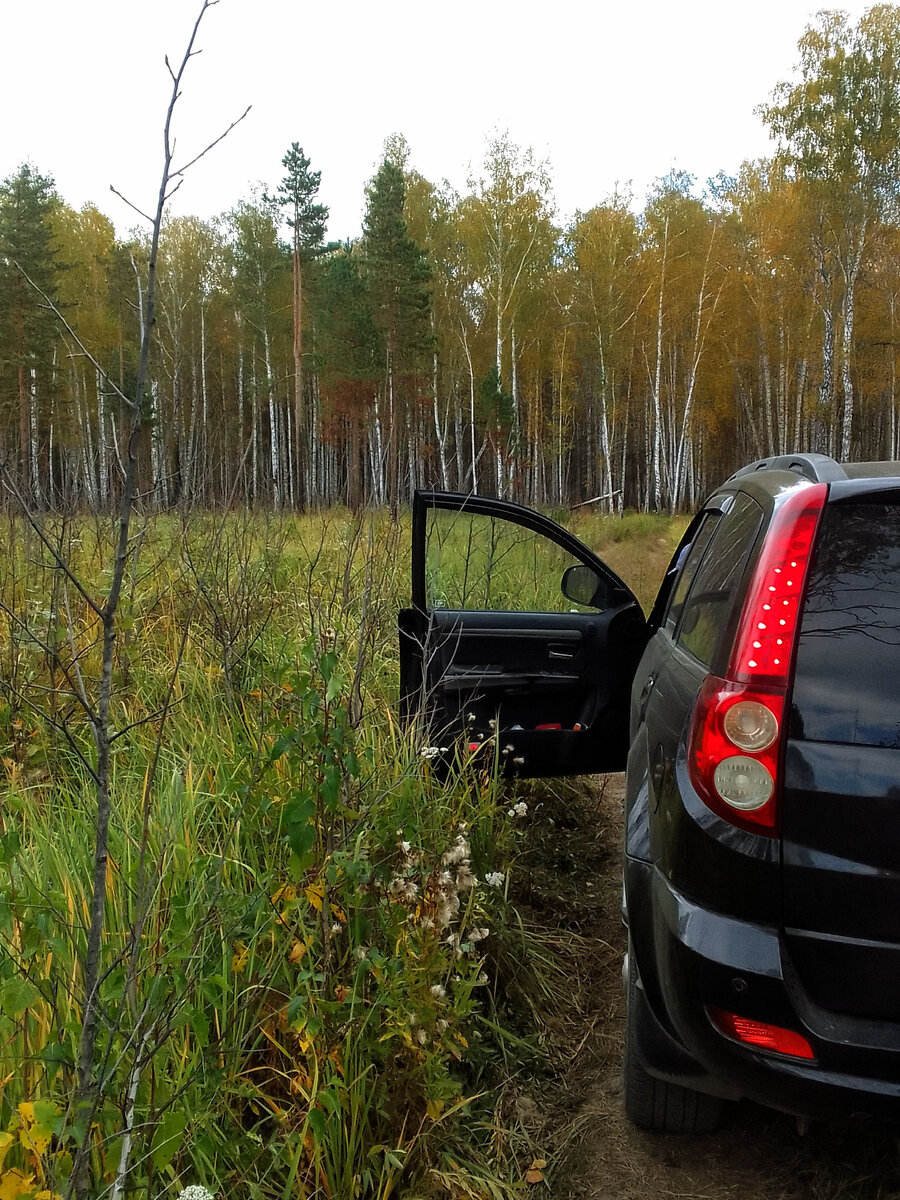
xmin=726 ymin=454 xmax=848 ymax=485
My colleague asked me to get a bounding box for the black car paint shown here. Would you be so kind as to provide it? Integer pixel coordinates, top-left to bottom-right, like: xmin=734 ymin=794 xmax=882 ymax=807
xmin=404 ymin=472 xmax=900 ymax=1122
xmin=625 ymin=472 xmax=900 ymax=1120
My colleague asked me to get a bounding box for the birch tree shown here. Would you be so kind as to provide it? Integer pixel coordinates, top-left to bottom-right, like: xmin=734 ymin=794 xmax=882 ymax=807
xmin=762 ymin=5 xmax=900 ymax=458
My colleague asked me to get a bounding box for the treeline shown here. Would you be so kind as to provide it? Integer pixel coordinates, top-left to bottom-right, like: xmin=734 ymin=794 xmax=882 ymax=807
xmin=4 ymin=6 xmax=900 ymax=513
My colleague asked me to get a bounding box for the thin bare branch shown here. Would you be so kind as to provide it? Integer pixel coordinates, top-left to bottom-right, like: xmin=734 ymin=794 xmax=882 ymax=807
xmin=108 ymin=185 xmax=154 ymax=224
xmin=170 ymin=104 xmax=251 ymax=179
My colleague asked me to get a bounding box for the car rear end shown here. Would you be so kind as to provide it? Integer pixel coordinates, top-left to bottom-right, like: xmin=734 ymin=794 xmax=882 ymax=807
xmin=627 ymin=462 xmax=900 ymax=1123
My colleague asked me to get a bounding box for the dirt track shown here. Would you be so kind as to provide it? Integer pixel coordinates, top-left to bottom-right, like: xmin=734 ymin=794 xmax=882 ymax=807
xmin=516 ymin=775 xmax=900 ymax=1200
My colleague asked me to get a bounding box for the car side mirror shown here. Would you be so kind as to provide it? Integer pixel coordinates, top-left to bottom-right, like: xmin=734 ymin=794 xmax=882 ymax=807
xmin=561 ymin=563 xmax=611 ymax=609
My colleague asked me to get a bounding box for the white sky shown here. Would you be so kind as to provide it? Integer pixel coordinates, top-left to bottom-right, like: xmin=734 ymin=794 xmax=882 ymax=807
xmin=3 ymin=0 xmax=878 ymax=241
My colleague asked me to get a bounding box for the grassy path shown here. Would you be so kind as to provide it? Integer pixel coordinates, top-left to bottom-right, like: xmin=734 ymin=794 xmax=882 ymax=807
xmin=522 ymin=777 xmax=900 ymax=1200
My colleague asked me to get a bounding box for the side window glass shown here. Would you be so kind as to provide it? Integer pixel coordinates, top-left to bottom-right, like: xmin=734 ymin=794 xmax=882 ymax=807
xmin=425 ymin=508 xmax=612 ymax=613
xmin=677 ymin=494 xmax=764 ymax=666
xmin=662 ymin=513 xmax=721 ymax=632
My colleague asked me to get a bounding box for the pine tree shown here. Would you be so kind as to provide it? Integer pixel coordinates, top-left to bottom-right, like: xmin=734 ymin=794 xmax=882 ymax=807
xmin=267 ymin=143 xmax=328 ymax=506
xmin=362 ymin=157 xmax=432 ymax=513
xmin=0 ymin=163 xmax=61 ymax=503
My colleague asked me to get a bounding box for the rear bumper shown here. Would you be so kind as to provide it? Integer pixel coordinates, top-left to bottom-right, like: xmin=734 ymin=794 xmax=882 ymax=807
xmin=625 ymin=855 xmax=900 ymax=1120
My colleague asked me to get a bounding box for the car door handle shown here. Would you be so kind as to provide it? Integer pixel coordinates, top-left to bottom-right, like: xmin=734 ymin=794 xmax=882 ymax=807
xmin=638 ymin=672 xmax=657 ymax=721
xmin=548 ymin=644 xmax=576 ymax=660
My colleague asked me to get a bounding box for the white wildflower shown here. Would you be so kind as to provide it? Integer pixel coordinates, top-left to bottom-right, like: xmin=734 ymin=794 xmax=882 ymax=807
xmin=354 ymin=946 xmax=369 ymax=961
xmin=436 ymin=1018 xmax=449 ymax=1033
xmin=445 ymin=932 xmax=461 ymax=952
xmin=178 ymin=1188 xmax=215 ymax=1200
xmin=484 ymin=871 xmax=506 ymax=888
xmin=476 ymin=972 xmax=489 ymax=985
xmin=508 ymin=801 xmax=528 ymax=819
xmin=400 ymin=840 xmax=412 ymax=854
xmin=420 ymin=746 xmax=442 ymax=761
xmin=430 ymin=983 xmax=447 ymax=999
xmin=416 ymin=1028 xmax=429 ymax=1045
xmin=330 ymin=923 xmax=342 ymax=936
xmin=470 ymin=926 xmax=490 ymax=942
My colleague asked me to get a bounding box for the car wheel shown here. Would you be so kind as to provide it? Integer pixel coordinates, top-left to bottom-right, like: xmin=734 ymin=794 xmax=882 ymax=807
xmin=623 ymin=948 xmax=723 ymax=1134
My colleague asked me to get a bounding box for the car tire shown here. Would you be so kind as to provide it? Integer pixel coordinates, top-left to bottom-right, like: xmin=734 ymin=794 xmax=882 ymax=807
xmin=623 ymin=949 xmax=723 ymax=1134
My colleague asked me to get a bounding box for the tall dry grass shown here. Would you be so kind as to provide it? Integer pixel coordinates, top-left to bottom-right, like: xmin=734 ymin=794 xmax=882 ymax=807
xmin=0 ymin=506 xmax=683 ymax=1199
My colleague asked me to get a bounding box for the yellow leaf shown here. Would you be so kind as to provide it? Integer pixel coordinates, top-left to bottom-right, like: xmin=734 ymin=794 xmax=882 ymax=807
xmin=425 ymin=1098 xmax=444 ymax=1120
xmin=0 ymin=1137 xmax=12 ymax=1172
xmin=0 ymin=1170 xmax=35 ymax=1200
xmin=524 ymin=1168 xmax=544 ymax=1184
xmin=289 ymin=939 xmax=309 ymax=964
xmin=231 ymin=942 xmax=249 ymax=974
xmin=530 ymin=1159 xmax=548 ymax=1170
xmin=304 ymin=882 xmax=325 ymax=912
xmin=17 ymin=1103 xmax=53 ymax=1157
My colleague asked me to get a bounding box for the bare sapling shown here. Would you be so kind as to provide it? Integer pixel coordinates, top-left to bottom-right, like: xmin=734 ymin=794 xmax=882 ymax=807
xmin=2 ymin=4 xmax=248 ymax=1196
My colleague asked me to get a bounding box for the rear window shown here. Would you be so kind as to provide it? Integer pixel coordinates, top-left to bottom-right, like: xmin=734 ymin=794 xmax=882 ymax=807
xmin=792 ymin=500 xmax=900 ymax=748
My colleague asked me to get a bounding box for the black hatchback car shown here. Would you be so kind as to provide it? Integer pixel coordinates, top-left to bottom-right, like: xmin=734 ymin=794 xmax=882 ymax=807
xmin=400 ymin=453 xmax=900 ymax=1130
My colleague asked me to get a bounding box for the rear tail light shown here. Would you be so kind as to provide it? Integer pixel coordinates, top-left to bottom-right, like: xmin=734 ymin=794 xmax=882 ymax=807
xmin=709 ymin=1007 xmax=815 ymax=1060
xmin=689 ymin=679 xmax=785 ymax=831
xmin=729 ymin=484 xmax=826 ymax=685
xmin=688 ymin=484 xmax=826 ymax=836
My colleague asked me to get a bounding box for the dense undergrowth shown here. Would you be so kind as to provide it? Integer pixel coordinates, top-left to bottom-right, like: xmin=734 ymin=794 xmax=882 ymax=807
xmin=0 ymin=507 xmax=683 ymax=1199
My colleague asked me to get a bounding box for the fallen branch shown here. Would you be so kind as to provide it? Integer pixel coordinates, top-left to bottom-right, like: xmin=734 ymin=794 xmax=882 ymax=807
xmin=570 ymin=489 xmax=623 ymax=511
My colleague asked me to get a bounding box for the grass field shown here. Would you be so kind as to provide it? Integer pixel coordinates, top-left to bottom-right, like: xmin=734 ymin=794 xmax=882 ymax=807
xmin=0 ymin=506 xmax=685 ymax=1200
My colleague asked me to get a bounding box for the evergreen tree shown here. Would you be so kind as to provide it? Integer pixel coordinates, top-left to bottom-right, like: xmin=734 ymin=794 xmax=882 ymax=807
xmin=267 ymin=143 xmax=328 ymax=506
xmin=362 ymin=158 xmax=432 ymax=512
xmin=0 ymin=163 xmax=61 ymax=502
xmin=313 ymin=247 xmax=381 ymax=507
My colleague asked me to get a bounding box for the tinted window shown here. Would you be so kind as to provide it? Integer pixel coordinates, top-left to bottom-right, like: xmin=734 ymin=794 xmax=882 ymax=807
xmin=663 ymin=512 xmax=721 ymax=632
xmin=677 ymin=494 xmax=763 ymax=666
xmin=792 ymin=501 xmax=900 ymax=748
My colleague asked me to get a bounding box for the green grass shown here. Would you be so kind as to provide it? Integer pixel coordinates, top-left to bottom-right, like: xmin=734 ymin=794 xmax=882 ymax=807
xmin=0 ymin=506 xmax=682 ymax=1199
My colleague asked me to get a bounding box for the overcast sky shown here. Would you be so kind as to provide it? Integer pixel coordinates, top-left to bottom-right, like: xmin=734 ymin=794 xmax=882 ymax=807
xmin=3 ymin=0 xmax=878 ymax=240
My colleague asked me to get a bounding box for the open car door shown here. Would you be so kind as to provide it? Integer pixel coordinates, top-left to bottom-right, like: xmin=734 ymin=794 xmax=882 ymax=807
xmin=400 ymin=491 xmax=648 ymax=777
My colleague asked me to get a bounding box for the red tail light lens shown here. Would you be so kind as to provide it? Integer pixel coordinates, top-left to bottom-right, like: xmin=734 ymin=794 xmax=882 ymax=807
xmin=729 ymin=485 xmax=826 ymax=684
xmin=688 ymin=483 xmax=826 ymax=835
xmin=689 ymin=679 xmax=784 ymax=832
xmin=709 ymin=1007 xmax=815 ymax=1060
